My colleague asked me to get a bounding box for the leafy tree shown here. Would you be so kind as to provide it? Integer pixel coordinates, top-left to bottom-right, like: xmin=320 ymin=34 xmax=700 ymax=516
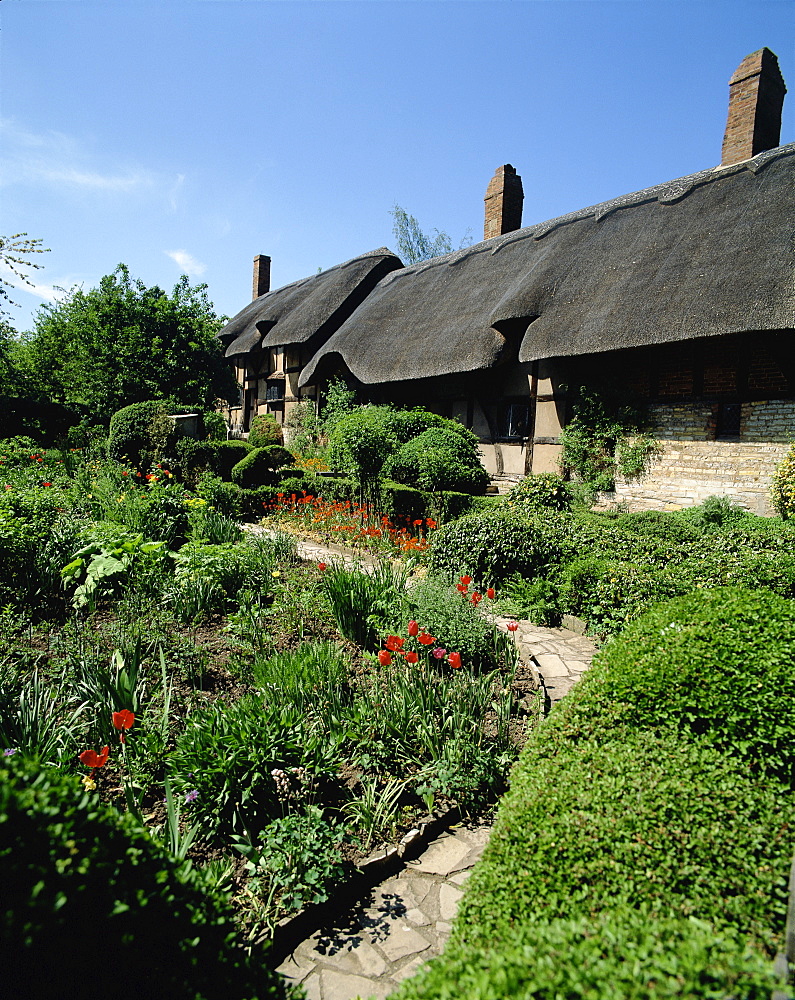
xmin=20 ymin=264 xmax=237 ymax=425
xmin=389 ymin=205 xmax=472 ymax=264
xmin=0 ymin=233 xmax=49 ymax=320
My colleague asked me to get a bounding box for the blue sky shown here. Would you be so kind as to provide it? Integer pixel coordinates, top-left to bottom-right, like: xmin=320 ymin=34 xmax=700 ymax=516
xmin=1 ymin=0 xmax=792 ymax=333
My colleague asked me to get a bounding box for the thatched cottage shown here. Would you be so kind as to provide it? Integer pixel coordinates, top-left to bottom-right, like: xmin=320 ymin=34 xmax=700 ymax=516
xmin=220 ymin=48 xmax=793 ymax=513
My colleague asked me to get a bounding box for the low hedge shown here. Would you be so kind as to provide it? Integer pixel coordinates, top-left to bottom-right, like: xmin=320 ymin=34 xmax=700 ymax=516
xmin=1 ymin=756 xmax=292 ymax=1000
xmin=208 ymin=440 xmax=251 ymax=480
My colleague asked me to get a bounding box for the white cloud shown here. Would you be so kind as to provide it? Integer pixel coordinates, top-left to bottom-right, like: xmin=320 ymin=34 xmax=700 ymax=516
xmin=0 ymin=263 xmax=67 ymax=305
xmin=168 ymin=174 xmax=186 ymax=212
xmin=165 ymin=250 xmax=206 ymax=276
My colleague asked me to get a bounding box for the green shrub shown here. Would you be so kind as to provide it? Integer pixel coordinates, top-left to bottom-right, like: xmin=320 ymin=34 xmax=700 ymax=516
xmin=379 ymin=479 xmax=428 ymax=524
xmin=202 ymin=410 xmax=228 ymax=441
xmin=453 ymin=729 xmax=794 ymax=952
xmin=430 ymin=509 xmax=573 ymax=589
xmin=677 ymin=494 xmax=754 ymax=528
xmin=564 ymin=587 xmax=795 ymax=782
xmin=383 ymin=428 xmax=489 ymax=495
xmin=327 ymin=406 xmax=397 ymax=485
xmin=248 ymin=413 xmax=284 ymax=448
xmin=770 ymin=442 xmax=795 ymax=519
xmin=394 ymin=906 xmax=778 ymax=1000
xmin=168 ymin=437 xmax=214 ymax=487
xmin=231 ymin=446 xmax=294 ymax=488
xmin=194 ymin=472 xmax=245 ymax=519
xmin=321 ymin=560 xmax=410 ymax=651
xmin=504 ymin=473 xmax=573 ymax=514
xmin=108 ymin=400 xmax=174 ymax=469
xmin=0 ymin=757 xmax=290 ymax=1000
xmin=208 ymin=439 xmax=252 ymax=480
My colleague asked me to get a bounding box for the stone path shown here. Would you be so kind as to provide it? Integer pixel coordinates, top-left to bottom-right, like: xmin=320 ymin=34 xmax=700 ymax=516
xmin=276 ymin=824 xmax=491 ymax=1000
xmin=247 ymin=525 xmax=599 ymax=998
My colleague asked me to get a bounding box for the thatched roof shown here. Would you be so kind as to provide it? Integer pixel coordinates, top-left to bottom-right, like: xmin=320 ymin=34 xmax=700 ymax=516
xmin=218 ymin=248 xmax=402 ymax=358
xmin=300 ymin=144 xmax=795 ymax=387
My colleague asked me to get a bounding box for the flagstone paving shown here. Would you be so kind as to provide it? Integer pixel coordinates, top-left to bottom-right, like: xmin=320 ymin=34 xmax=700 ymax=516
xmin=247 ymin=525 xmax=599 ymax=997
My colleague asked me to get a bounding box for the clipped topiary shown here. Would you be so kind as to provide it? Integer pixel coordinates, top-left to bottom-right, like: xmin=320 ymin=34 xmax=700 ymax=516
xmin=770 ymin=442 xmax=795 ymax=519
xmin=0 ymin=756 xmax=291 ymax=1000
xmin=230 ymin=445 xmax=294 ymax=488
xmin=383 ymin=428 xmax=489 ymax=495
xmin=108 ymin=400 xmax=174 ymax=469
xmin=562 ymin=586 xmax=795 ymax=781
xmin=208 ymin=439 xmax=252 ymax=480
xmin=430 ymin=508 xmax=574 ymax=589
xmin=248 ymin=413 xmax=284 ymax=448
xmin=504 ymin=473 xmax=573 ymax=514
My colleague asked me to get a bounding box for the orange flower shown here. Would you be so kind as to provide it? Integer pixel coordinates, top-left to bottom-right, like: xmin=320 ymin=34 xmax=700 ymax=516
xmin=417 ymin=632 xmax=435 ymax=645
xmin=426 ymin=518 xmax=437 ymax=530
xmin=79 ymin=746 xmax=110 ymax=768
xmin=404 ymin=651 xmax=419 ymax=664
xmin=471 ymin=592 xmax=482 ymax=606
xmin=448 ymin=652 xmax=462 ymax=670
xmin=385 ymin=636 xmax=405 ymax=651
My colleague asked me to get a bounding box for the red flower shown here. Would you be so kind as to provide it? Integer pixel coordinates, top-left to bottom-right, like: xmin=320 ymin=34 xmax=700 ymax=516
xmin=79 ymin=746 xmax=110 ymax=768
xmin=471 ymin=592 xmax=482 ymax=606
xmin=318 ymin=562 xmax=327 ymax=572
xmin=456 ymin=583 xmax=468 ymax=593
xmin=413 ymin=519 xmax=423 ymax=527
xmin=407 ymin=620 xmax=419 ymax=637
xmin=417 ymin=632 xmax=435 ymax=645
xmin=42 ymin=482 xmax=52 ymax=488
xmin=426 ymin=519 xmax=437 ymax=530
xmin=378 ymin=650 xmax=392 ymax=666
xmin=404 ymin=651 xmax=418 ymax=664
xmin=448 ymin=652 xmax=462 ymax=670
xmin=507 ymin=622 xmax=519 ymax=632
xmin=112 ymin=710 xmax=134 ymax=743
xmin=486 ymin=587 xmax=496 ymax=600
xmin=385 ymin=636 xmax=405 ymax=651
xmin=122 ymin=471 xmax=128 ymax=476
xmin=459 ymin=575 xmax=472 ymax=587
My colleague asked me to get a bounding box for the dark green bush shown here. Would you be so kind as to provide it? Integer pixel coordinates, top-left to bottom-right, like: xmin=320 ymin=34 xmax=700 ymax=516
xmin=503 ymin=473 xmax=574 ymax=514
xmin=195 ymin=473 xmax=245 ymax=519
xmin=430 ymin=509 xmax=574 ymax=589
xmin=168 ymin=437 xmax=214 ymax=487
xmin=108 ymin=400 xmax=174 ymax=469
xmin=230 ymin=446 xmax=294 ymax=488
xmin=208 ymin=439 xmax=252 ymax=480
xmin=327 ymin=406 xmax=397 ymax=484
xmin=202 ymin=410 xmax=228 ymax=441
xmin=248 ymin=413 xmax=284 ymax=448
xmin=379 ymin=479 xmax=428 ymax=524
xmin=0 ymin=757 xmax=290 ymax=1000
xmin=383 ymin=428 xmax=489 ymax=495
xmin=565 ymin=587 xmax=795 ymax=782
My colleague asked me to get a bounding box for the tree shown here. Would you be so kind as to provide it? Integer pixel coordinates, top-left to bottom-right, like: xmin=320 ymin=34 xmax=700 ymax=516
xmin=389 ymin=205 xmax=472 ymax=265
xmin=21 ymin=264 xmax=238 ymax=424
xmin=0 ymin=233 xmax=50 ymax=320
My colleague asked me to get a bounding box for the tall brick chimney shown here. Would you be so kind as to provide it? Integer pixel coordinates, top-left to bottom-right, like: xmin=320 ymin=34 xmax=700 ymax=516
xmin=252 ymin=254 xmax=271 ymax=300
xmin=721 ymin=48 xmax=786 ymax=166
xmin=484 ymin=164 xmax=524 ymax=241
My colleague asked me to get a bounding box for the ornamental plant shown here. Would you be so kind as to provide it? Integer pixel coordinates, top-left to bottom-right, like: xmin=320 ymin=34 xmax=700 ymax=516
xmin=770 ymin=441 xmax=795 ymax=519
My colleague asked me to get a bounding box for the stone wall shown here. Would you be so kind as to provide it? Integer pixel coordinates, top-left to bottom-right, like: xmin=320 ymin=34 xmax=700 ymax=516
xmin=614 ymin=400 xmax=795 ymax=514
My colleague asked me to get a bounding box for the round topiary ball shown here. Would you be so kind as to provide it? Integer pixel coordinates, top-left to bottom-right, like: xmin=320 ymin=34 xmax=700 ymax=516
xmin=248 ymin=414 xmax=284 ymax=448
xmin=504 ymin=473 xmax=574 ymax=514
xmin=383 ymin=428 xmax=489 ymax=494
xmin=588 ymin=586 xmax=795 ymax=781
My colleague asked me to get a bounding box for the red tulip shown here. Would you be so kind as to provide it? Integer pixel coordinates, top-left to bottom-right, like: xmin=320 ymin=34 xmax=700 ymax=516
xmin=426 ymin=519 xmax=437 ymax=530
xmin=79 ymin=746 xmax=110 ymax=768
xmin=486 ymin=588 xmax=496 ymax=600
xmin=456 ymin=583 xmax=468 ymax=594
xmin=405 ymin=651 xmax=419 ymax=664
xmin=460 ymin=575 xmax=472 ymax=587
xmin=417 ymin=632 xmax=435 ymax=645
xmin=507 ymin=622 xmax=519 ymax=632
xmin=471 ymin=592 xmax=482 ymax=606
xmin=112 ymin=710 xmax=134 ymax=744
xmin=385 ymin=635 xmax=405 ymax=651
xmin=448 ymin=652 xmax=462 ymax=669
xmin=318 ymin=562 xmax=327 ymax=572
xmin=378 ymin=650 xmax=392 ymax=666
xmin=407 ymin=620 xmax=419 ymax=637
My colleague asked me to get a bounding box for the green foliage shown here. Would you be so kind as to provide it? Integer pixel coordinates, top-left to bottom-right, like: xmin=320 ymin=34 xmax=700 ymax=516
xmin=384 ymin=427 xmax=489 ymax=494
xmin=327 ymin=406 xmax=397 ymax=486
xmin=208 ymin=439 xmax=252 ymax=480
xmin=0 ymin=757 xmax=291 ymax=1000
xmin=503 ymin=473 xmax=573 ymax=514
xmin=430 ymin=509 xmax=573 ymax=589
xmin=252 ymin=642 xmax=351 ymax=718
xmin=496 ymin=575 xmax=560 ymax=625
xmin=570 ymin=587 xmax=795 ymax=782
xmin=202 ymin=410 xmax=228 ymax=441
xmin=168 ymin=437 xmax=213 ymax=487
xmin=194 ymin=472 xmax=245 ymax=518
xmin=22 ymin=264 xmax=237 ymax=423
xmin=389 ymin=204 xmax=471 ymax=264
xmin=560 ymin=387 xmax=660 ymax=493
xmin=319 ymin=377 xmax=357 ymax=434
xmin=61 ymin=524 xmax=169 ymax=609
xmin=248 ymin=413 xmax=284 ymax=448
xmin=394 ymin=906 xmax=778 ymax=1000
xmin=770 ymin=442 xmax=795 ymax=519
xmin=236 ymin=805 xmax=349 ymax=915
xmin=108 ymin=400 xmax=175 ymax=469
xmin=378 ymin=479 xmax=428 ymax=524
xmin=321 ymin=560 xmax=410 ymax=650
xmin=230 ymin=446 xmax=294 ymax=488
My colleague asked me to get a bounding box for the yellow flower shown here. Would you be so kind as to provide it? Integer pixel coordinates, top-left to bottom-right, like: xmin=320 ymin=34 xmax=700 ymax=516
xmin=271 ymin=570 xmax=282 ymax=579
xmin=81 ymin=775 xmax=97 ymax=791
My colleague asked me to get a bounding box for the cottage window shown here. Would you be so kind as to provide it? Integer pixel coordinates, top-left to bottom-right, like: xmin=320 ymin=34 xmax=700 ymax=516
xmin=501 ymin=403 xmax=531 ymax=439
xmin=715 ymin=402 xmax=741 ymax=439
xmin=266 ymin=381 xmax=285 ymax=402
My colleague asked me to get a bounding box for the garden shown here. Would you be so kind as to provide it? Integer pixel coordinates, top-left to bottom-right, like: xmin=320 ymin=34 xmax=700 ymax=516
xmin=4 ymin=387 xmax=795 ymax=999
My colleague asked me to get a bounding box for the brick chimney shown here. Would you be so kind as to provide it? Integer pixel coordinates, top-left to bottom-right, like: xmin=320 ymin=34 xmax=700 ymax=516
xmin=252 ymin=254 xmax=271 ymax=300
xmin=484 ymin=164 xmax=524 ymax=241
xmin=721 ymin=48 xmax=786 ymax=166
